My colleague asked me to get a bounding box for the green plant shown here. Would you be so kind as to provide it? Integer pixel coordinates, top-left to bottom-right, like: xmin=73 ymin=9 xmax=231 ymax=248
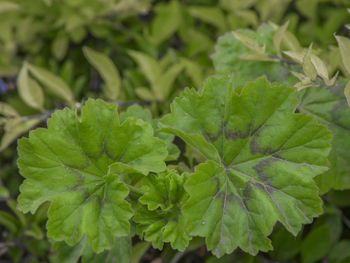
xmin=14 ymin=75 xmax=334 ymax=261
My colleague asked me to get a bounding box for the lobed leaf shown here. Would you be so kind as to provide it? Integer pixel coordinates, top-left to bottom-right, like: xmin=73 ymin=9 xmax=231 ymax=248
xmin=133 ymin=170 xmax=190 ymax=251
xmin=160 ymin=76 xmax=331 ymax=257
xmin=17 ymin=99 xmax=167 ymax=252
xmin=300 ymin=85 xmax=350 ymax=193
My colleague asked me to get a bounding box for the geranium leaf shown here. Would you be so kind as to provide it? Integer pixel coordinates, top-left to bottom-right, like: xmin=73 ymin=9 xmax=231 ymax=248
xmin=133 ymin=170 xmax=191 ymax=251
xmin=160 ymin=76 xmax=331 ymax=257
xmin=300 ymin=85 xmax=350 ymax=193
xmin=120 ymin=104 xmax=180 ymax=161
xmin=212 ymin=24 xmax=294 ymax=86
xmin=17 ymin=99 xmax=167 ymax=252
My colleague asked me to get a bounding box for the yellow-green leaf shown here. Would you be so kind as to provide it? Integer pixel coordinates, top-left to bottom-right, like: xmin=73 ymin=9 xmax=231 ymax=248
xmin=273 ymin=21 xmax=289 ymax=56
xmin=135 ymin=87 xmax=155 ymax=101
xmin=52 ymin=33 xmax=69 ymax=60
xmin=335 ymin=35 xmax=350 ymax=75
xmin=0 ymin=1 xmax=19 ymax=13
xmin=232 ymin=31 xmax=265 ymax=53
xmin=303 ymin=45 xmax=317 ymax=81
xmin=0 ymin=117 xmax=43 ymax=151
xmin=188 ymin=6 xmax=226 ymax=32
xmin=28 ymin=64 xmax=74 ymax=106
xmin=239 ymin=51 xmax=277 ymax=62
xmin=17 ymin=64 xmax=44 ymax=111
xmin=0 ymin=102 xmax=19 ymax=117
xmin=311 ymin=55 xmax=329 ymax=81
xmin=83 ymin=47 xmax=121 ymax=101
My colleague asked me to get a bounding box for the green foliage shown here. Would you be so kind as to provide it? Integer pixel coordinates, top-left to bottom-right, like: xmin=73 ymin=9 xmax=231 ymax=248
xmin=160 ymin=76 xmax=331 ymax=256
xmin=1 ymin=0 xmax=350 ymax=262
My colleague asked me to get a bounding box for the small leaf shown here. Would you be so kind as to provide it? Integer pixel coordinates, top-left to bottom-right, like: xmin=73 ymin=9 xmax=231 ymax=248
xmin=273 ymin=21 xmax=289 ymax=56
xmin=135 ymin=87 xmax=156 ymax=101
xmin=0 ymin=102 xmax=19 ymax=117
xmin=131 ymin=242 xmax=151 ymax=263
xmin=17 ymin=64 xmax=44 ymax=111
xmin=344 ymin=80 xmax=350 ymax=106
xmin=335 ymin=35 xmax=350 ymax=75
xmin=83 ymin=47 xmax=121 ymax=101
xmin=0 ymin=117 xmax=43 ymax=151
xmin=283 ymin=50 xmax=304 ymax=63
xmin=160 ymin=76 xmax=331 ymax=257
xmin=301 ymin=225 xmax=332 ymax=263
xmin=52 ymin=32 xmax=69 ymax=60
xmin=148 ymin=0 xmax=182 ymax=45
xmin=27 ymin=64 xmax=74 ymax=106
xmin=232 ymin=31 xmax=265 ymax=53
xmin=303 ymin=44 xmax=317 ymax=81
xmin=134 ymin=170 xmax=191 ymax=251
xmin=0 ymin=1 xmax=19 ymax=13
xmin=188 ymin=6 xmax=226 ymax=32
xmin=17 ymin=99 xmax=167 ymax=252
xmin=239 ymin=51 xmax=277 ymax=62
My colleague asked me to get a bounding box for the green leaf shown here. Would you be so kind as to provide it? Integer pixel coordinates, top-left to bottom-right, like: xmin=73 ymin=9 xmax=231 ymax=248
xmin=27 ymin=64 xmax=75 ymax=106
xmin=17 ymin=99 xmax=167 ymax=252
xmin=269 ymin=226 xmax=301 ymax=261
xmin=17 ymin=64 xmax=44 ymax=111
xmin=83 ymin=47 xmax=121 ymax=101
xmin=301 ymin=225 xmax=332 ymax=263
xmin=188 ymin=6 xmax=227 ymax=32
xmin=0 ymin=117 xmax=44 ymax=151
xmin=335 ymin=35 xmax=350 ymax=75
xmin=131 ymin=242 xmax=151 ymax=263
xmin=134 ymin=170 xmax=191 ymax=251
xmin=0 ymin=1 xmax=19 ymax=13
xmin=148 ymin=0 xmax=182 ymax=45
xmin=212 ymin=24 xmax=293 ymax=86
xmin=52 ymin=32 xmax=69 ymax=60
xmin=302 ymin=44 xmax=317 ymax=81
xmin=300 ymin=85 xmax=350 ymax=192
xmin=160 ymin=76 xmax=331 ymax=257
xmin=120 ymin=105 xmax=179 ymax=161
xmin=273 ymin=21 xmax=289 ymax=56
xmin=55 ymin=236 xmax=131 ymax=263
xmin=0 ymin=102 xmax=19 ymax=117
xmin=328 ymin=240 xmax=350 ymax=263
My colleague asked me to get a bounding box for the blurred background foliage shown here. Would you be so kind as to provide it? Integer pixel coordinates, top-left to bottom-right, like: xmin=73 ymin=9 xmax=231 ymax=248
xmin=1 ymin=0 xmax=350 ymax=262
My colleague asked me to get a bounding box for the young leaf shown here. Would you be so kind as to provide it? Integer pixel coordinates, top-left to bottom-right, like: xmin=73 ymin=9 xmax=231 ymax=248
xmin=27 ymin=64 xmax=75 ymax=106
xmin=133 ymin=170 xmax=191 ymax=251
xmin=188 ymin=6 xmax=227 ymax=32
xmin=0 ymin=2 xmax=19 ymax=13
xmin=303 ymin=44 xmax=317 ymax=81
xmin=148 ymin=0 xmax=182 ymax=45
xmin=0 ymin=102 xmax=19 ymax=117
xmin=160 ymin=76 xmax=331 ymax=257
xmin=273 ymin=20 xmax=289 ymax=56
xmin=83 ymin=47 xmax=121 ymax=101
xmin=335 ymin=35 xmax=350 ymax=75
xmin=17 ymin=99 xmax=167 ymax=252
xmin=0 ymin=117 xmax=44 ymax=151
xmin=17 ymin=64 xmax=44 ymax=111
